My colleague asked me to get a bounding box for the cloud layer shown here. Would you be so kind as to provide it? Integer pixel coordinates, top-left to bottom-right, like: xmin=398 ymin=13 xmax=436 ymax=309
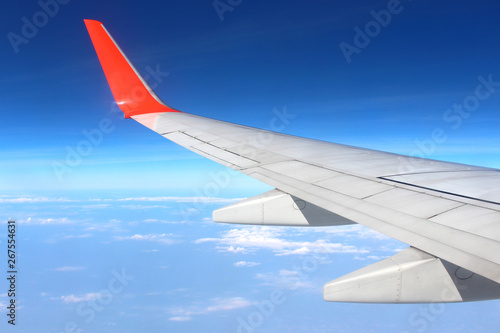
xmin=195 ymin=226 xmax=368 ymax=256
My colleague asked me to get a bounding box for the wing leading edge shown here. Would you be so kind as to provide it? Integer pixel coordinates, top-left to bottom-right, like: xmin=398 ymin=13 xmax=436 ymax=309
xmin=84 ymin=20 xmax=500 ymax=303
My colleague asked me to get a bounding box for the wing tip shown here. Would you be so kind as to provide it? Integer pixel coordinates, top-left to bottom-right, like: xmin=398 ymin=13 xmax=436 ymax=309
xmin=83 ymin=19 xmax=103 ymax=29
xmin=84 ymin=20 xmax=182 ymax=118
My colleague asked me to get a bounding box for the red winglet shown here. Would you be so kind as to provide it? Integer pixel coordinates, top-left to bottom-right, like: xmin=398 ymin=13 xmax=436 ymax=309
xmin=84 ymin=20 xmax=180 ymax=118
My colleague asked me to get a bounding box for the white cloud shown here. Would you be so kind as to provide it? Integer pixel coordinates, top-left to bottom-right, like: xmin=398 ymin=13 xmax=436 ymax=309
xmin=354 ymin=228 xmax=390 ymax=240
xmin=119 ymin=205 xmax=172 ymax=210
xmin=79 ymin=204 xmax=112 ymax=209
xmin=115 ymin=233 xmax=177 ymax=244
xmin=53 ymin=293 xmax=101 ymax=304
xmin=0 ymin=195 xmax=242 ymax=205
xmin=62 ymin=234 xmax=93 ymax=239
xmin=169 ymin=316 xmax=192 ymax=322
xmin=117 ymin=196 xmax=245 ymax=204
xmin=196 ymin=226 xmax=367 ymax=256
xmin=54 ymin=266 xmax=85 ymax=272
xmin=19 ymin=217 xmax=74 ymax=225
xmin=234 ymin=261 xmax=260 ymax=267
xmin=255 ymin=270 xmax=314 ymax=290
xmin=223 ymin=246 xmax=247 ymax=254
xmin=84 ymin=219 xmax=126 ymax=233
xmin=5 ymin=194 xmax=174 ymax=206
xmin=203 ymin=297 xmax=252 ymax=313
xmin=0 ymin=197 xmax=73 ymax=203
xmin=143 ymin=219 xmax=185 ymax=224
xmin=168 ymin=297 xmax=253 ymax=322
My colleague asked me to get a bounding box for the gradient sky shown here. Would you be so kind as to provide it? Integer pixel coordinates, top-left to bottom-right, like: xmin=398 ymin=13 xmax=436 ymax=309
xmin=1 ymin=0 xmax=500 ymax=332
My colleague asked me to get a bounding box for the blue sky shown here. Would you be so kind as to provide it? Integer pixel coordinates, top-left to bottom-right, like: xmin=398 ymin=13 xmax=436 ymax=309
xmin=2 ymin=0 xmax=500 ymax=332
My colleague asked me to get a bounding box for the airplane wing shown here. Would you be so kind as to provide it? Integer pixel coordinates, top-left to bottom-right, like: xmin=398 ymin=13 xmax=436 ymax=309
xmin=84 ymin=20 xmax=500 ymax=303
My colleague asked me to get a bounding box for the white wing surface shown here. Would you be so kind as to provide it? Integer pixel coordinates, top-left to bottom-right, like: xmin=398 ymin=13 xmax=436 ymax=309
xmin=85 ymin=20 xmax=500 ymax=303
